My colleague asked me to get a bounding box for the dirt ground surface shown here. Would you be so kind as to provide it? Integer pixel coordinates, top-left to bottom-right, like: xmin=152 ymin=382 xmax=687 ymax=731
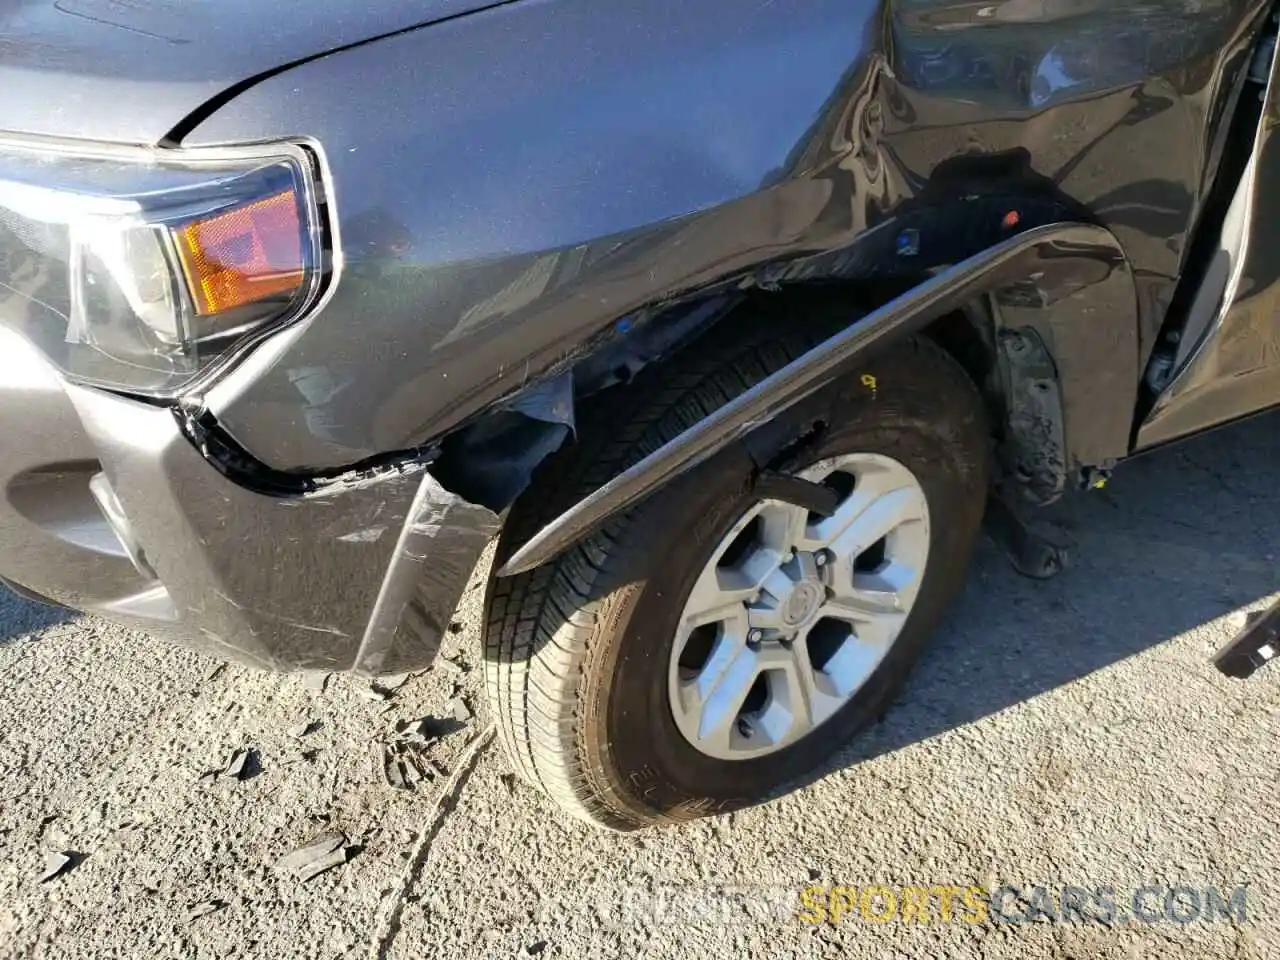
xmin=0 ymin=411 xmax=1277 ymax=960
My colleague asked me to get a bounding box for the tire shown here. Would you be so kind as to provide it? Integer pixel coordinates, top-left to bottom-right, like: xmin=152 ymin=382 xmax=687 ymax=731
xmin=483 ymin=314 xmax=989 ymax=830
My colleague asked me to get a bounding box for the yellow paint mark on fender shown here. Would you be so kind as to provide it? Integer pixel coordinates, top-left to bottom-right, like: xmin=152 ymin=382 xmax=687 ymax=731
xmin=860 ymin=373 xmax=878 ymax=396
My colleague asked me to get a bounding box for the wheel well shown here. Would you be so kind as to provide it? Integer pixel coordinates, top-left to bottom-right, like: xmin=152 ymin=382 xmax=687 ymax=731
xmin=430 ymin=282 xmax=1008 ymax=514
xmin=624 ymin=283 xmax=1003 ymax=446
xmin=918 ymin=299 xmax=1002 ymax=428
xmin=625 ymin=281 xmax=1001 ymax=395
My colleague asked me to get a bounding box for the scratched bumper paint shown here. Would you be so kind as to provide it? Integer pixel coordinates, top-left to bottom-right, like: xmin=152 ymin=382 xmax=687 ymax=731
xmin=0 ymin=328 xmax=499 ymax=674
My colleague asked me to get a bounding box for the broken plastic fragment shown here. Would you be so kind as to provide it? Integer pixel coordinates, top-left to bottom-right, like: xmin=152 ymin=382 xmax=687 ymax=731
xmin=303 ymin=672 xmax=330 ymax=694
xmin=221 ymin=747 xmax=258 ymax=781
xmin=288 ymin=720 xmax=321 ymax=739
xmin=184 ymin=899 xmax=228 ymax=923
xmin=38 ymin=851 xmax=79 ymax=883
xmin=384 ymin=754 xmax=415 ymax=790
xmin=393 ymin=715 xmax=460 ymax=744
xmin=384 ymin=754 xmax=409 ymax=791
xmin=274 ymin=831 xmax=349 ymax=882
xmin=376 ymin=672 xmax=413 ymax=693
xmin=381 ymin=741 xmax=438 ymax=791
xmin=447 ymin=698 xmax=472 ymax=723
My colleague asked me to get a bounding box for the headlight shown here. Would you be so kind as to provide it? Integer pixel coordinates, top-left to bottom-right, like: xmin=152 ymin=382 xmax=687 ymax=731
xmin=0 ymin=140 xmax=326 ymax=396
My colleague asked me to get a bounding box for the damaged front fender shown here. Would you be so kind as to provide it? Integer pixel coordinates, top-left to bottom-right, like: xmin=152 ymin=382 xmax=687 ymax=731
xmin=497 ymin=221 xmax=1138 ymax=577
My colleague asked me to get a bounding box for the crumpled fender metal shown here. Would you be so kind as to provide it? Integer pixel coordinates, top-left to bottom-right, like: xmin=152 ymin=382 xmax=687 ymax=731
xmin=64 ymin=385 xmax=498 ymax=674
xmin=498 ymin=222 xmax=1139 ymax=578
xmin=182 ymin=0 xmax=1262 ymax=474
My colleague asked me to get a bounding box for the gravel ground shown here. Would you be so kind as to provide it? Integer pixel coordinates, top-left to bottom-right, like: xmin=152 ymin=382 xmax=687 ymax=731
xmin=0 ymin=412 xmax=1276 ymax=960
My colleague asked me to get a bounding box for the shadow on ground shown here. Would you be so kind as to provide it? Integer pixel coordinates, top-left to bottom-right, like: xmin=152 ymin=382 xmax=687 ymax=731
xmin=0 ymin=586 xmax=74 ymax=644
xmin=815 ymin=409 xmax=1278 ymax=780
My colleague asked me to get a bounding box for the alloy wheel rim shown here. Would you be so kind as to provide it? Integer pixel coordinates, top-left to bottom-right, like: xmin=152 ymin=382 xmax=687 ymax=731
xmin=666 ymin=453 xmax=931 ymax=761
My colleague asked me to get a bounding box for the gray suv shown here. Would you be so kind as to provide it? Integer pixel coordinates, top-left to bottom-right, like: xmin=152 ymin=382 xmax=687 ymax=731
xmin=1 ymin=0 xmax=1277 ymax=829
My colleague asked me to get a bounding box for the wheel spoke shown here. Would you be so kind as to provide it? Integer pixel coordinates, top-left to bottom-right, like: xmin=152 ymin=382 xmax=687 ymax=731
xmin=853 ymin=559 xmax=924 ymax=611
xmin=799 ymin=458 xmax=917 ymax=551
xmin=813 ymin=627 xmax=892 ymax=696
xmin=827 ymin=486 xmax=926 ymax=560
xmin=687 ymin=642 xmax=759 ymax=753
xmin=834 ymin=587 xmax=901 ymax=617
xmin=817 ymin=597 xmax=907 ymax=648
xmin=682 ymin=564 xmax=754 ymax=624
xmin=684 ymin=500 xmax=808 ymax=626
xmin=756 ymin=500 xmax=809 ymax=556
xmin=775 ymin=640 xmax=846 ymax=732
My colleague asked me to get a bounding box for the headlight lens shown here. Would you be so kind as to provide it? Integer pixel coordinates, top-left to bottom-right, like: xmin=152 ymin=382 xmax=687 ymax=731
xmin=0 ymin=141 xmax=323 ymax=396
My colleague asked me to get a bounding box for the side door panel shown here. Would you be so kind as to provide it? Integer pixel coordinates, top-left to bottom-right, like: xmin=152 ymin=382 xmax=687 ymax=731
xmin=1137 ymin=41 xmax=1280 ymax=450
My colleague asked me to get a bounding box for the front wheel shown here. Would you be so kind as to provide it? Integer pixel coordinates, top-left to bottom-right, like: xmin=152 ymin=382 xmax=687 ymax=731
xmin=484 ymin=324 xmax=989 ymax=830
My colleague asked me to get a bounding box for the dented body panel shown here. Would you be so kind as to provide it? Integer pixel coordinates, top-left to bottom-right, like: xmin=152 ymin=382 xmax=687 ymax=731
xmin=184 ymin=0 xmax=1267 ymax=474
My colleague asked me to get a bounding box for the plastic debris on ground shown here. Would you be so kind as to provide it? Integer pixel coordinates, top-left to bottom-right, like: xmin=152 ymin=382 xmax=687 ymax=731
xmin=184 ymin=899 xmax=228 ymax=923
xmin=381 ymin=741 xmax=442 ymax=791
xmin=219 ymin=747 xmax=259 ymax=782
xmin=288 ymin=720 xmax=321 ymax=739
xmin=38 ymin=851 xmax=79 ymax=883
xmin=203 ymin=662 xmax=227 ymax=683
xmin=274 ymin=831 xmax=350 ymax=882
xmin=303 ymin=672 xmax=330 ymax=694
xmin=372 ymin=672 xmax=413 ymax=695
xmin=435 ymin=657 xmax=465 ymax=677
xmin=378 ymin=708 xmax=469 ymax=790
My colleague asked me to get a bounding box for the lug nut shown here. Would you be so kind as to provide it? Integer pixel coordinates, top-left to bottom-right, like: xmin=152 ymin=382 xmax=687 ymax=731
xmin=747 ymin=629 xmax=763 ymax=648
xmin=737 ymin=717 xmax=753 ymax=737
xmin=814 ymin=551 xmax=829 ymax=568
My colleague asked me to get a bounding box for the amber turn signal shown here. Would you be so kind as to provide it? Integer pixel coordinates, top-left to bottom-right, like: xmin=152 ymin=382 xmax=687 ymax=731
xmin=175 ymin=189 xmax=305 ymax=317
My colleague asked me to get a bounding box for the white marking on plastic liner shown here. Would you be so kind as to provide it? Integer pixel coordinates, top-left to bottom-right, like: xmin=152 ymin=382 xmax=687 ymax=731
xmin=338 ymin=526 xmax=387 ymax=543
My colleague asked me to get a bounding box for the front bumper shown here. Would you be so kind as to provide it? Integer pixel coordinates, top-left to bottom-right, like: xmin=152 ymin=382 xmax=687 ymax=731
xmin=0 ymin=328 xmax=499 ymax=674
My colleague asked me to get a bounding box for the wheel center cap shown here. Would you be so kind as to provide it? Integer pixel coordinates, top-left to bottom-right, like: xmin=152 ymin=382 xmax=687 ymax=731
xmin=781 ymin=581 xmax=823 ymax=627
